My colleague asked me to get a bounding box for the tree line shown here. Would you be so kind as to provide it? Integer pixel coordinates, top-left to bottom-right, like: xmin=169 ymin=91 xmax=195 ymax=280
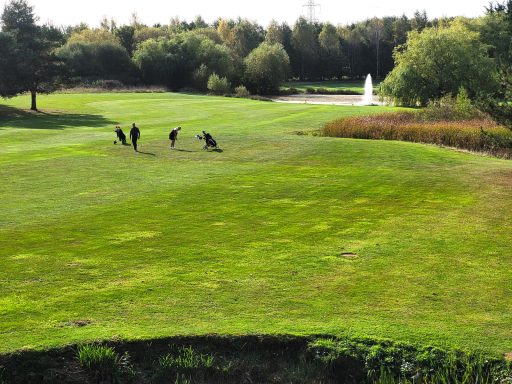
xmin=0 ymin=0 xmax=440 ymax=109
xmin=0 ymin=0 xmax=510 ymax=113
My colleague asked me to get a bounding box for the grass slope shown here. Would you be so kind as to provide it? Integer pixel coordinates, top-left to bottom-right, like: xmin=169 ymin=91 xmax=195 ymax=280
xmin=0 ymin=93 xmax=511 ymax=355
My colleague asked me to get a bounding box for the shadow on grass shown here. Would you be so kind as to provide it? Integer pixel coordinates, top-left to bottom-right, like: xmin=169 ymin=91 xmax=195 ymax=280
xmin=0 ymin=105 xmax=116 ymax=130
xmin=136 ymin=151 xmax=156 ymax=156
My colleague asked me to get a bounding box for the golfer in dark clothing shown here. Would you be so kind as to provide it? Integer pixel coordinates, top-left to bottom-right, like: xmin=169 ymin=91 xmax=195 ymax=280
xmin=130 ymin=123 xmax=140 ymax=151
xmin=169 ymin=126 xmax=181 ymax=150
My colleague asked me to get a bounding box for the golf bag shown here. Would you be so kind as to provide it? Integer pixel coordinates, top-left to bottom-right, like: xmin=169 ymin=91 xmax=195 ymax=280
xmin=195 ymin=131 xmax=218 ymax=150
xmin=114 ymin=127 xmax=127 ymax=145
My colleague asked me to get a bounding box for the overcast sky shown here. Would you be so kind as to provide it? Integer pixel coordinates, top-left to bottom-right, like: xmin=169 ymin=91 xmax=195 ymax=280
xmin=1 ymin=0 xmax=492 ymax=27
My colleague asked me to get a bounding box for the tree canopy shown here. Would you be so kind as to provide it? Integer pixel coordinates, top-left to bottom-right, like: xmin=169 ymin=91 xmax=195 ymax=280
xmin=380 ymin=21 xmax=499 ymax=106
xmin=244 ymin=42 xmax=290 ymax=94
xmin=0 ymin=0 xmax=65 ymax=110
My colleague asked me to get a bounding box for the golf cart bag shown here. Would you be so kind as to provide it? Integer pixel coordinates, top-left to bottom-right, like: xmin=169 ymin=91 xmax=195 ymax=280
xmin=114 ymin=126 xmax=127 ymax=145
xmin=196 ymin=131 xmax=218 ymax=150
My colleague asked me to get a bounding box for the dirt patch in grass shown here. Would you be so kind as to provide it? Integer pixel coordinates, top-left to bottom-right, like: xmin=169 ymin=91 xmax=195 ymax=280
xmin=339 ymin=252 xmax=358 ymax=259
xmin=505 ymin=352 xmax=512 ymax=361
xmin=66 ymin=262 xmax=82 ymax=267
xmin=61 ymin=320 xmax=92 ymax=328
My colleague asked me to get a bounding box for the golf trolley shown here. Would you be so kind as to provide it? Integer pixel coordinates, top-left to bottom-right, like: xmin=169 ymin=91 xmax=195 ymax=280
xmin=195 ymin=131 xmax=218 ymax=150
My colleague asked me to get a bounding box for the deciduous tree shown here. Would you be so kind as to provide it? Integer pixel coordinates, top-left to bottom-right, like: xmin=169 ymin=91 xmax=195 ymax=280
xmin=380 ymin=21 xmax=498 ymax=106
xmin=244 ymin=42 xmax=290 ymax=94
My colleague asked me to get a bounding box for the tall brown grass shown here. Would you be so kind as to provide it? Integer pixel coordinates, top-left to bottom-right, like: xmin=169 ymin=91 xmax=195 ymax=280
xmin=322 ymin=112 xmax=512 ymax=158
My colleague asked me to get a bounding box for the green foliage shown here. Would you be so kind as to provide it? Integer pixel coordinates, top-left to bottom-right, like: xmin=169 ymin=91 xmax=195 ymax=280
xmin=234 ymin=85 xmax=250 ymax=98
xmin=0 ymin=0 xmax=66 ymax=110
xmin=283 ymin=79 xmax=379 ymax=95
xmin=380 ymin=21 xmax=499 ymax=106
xmin=195 ymin=37 xmax=234 ymax=79
xmin=207 ymin=73 xmax=231 ymax=94
xmin=114 ymin=25 xmax=135 ymax=56
xmin=265 ymin=20 xmax=286 ymax=45
xmin=154 ymin=346 xmax=218 ymax=383
xmin=133 ymin=26 xmax=169 ymax=47
xmin=318 ymin=23 xmax=342 ymax=79
xmin=0 ymin=32 xmax=18 ymax=94
xmin=228 ymin=19 xmax=265 ymax=58
xmin=133 ymin=33 xmax=233 ymax=90
xmin=58 ymin=40 xmax=133 ymax=81
xmin=77 ymin=344 xmax=131 ymax=382
xmin=475 ymin=1 xmax=512 ymax=128
xmin=157 ymin=346 xmax=215 ymax=372
xmin=192 ymin=63 xmax=210 ymax=91
xmin=422 ymin=88 xmax=485 ymax=121
xmin=310 ymin=338 xmax=512 ymax=384
xmin=244 ymin=42 xmax=290 ymax=94
xmin=291 ymin=17 xmax=319 ymax=79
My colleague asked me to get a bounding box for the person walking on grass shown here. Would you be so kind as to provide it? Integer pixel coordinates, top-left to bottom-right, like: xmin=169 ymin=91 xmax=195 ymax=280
xmin=130 ymin=123 xmax=141 ymax=152
xmin=169 ymin=126 xmax=181 ymax=150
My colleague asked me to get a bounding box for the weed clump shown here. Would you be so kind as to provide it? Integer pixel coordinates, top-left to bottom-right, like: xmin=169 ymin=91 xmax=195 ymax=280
xmin=77 ymin=344 xmax=132 ymax=383
xmin=153 ymin=346 xmax=223 ymax=383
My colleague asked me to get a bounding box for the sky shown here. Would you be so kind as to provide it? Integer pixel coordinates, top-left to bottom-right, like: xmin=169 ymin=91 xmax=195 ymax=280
xmin=1 ymin=0 xmax=493 ymax=27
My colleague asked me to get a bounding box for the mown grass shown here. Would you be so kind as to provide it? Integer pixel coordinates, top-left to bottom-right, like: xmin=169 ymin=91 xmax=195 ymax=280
xmin=322 ymin=112 xmax=512 ymax=158
xmin=0 ymin=93 xmax=511 ymax=357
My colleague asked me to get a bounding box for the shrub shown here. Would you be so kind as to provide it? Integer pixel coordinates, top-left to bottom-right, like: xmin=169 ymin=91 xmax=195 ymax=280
xmin=279 ymin=87 xmax=300 ymax=95
xmin=91 ymin=79 xmax=124 ymax=90
xmin=77 ymin=344 xmax=131 ymax=382
xmin=304 ymin=87 xmax=361 ymax=95
xmin=234 ymin=85 xmax=250 ymax=98
xmin=310 ymin=338 xmax=510 ymax=384
xmin=207 ymin=73 xmax=231 ymax=95
xmin=422 ymin=88 xmax=485 ymax=121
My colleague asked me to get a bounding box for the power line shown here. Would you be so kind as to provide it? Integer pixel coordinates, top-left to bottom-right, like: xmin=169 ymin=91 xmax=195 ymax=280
xmin=302 ymin=0 xmax=320 ymax=23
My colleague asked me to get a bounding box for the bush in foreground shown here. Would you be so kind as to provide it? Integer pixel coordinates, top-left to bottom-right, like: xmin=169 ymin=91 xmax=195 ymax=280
xmin=311 ymin=338 xmax=512 ymax=383
xmin=3 ymin=336 xmax=512 ymax=383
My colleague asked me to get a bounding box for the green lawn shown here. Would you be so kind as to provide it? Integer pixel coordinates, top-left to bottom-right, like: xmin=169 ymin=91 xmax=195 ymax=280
xmin=282 ymin=80 xmax=381 ymax=94
xmin=0 ymin=93 xmax=511 ymax=356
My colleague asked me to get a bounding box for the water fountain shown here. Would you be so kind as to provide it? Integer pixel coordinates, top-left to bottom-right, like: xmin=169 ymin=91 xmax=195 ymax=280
xmin=361 ymin=73 xmax=374 ymax=105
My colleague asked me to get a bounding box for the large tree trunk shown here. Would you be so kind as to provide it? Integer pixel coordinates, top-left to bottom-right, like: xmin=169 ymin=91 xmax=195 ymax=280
xmin=30 ymin=90 xmax=37 ymax=111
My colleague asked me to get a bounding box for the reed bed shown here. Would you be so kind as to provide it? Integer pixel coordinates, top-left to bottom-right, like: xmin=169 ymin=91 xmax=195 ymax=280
xmin=322 ymin=112 xmax=512 ymax=158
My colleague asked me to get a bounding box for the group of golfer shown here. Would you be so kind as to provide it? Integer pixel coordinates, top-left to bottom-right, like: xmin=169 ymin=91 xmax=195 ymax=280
xmin=114 ymin=123 xmax=190 ymax=151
